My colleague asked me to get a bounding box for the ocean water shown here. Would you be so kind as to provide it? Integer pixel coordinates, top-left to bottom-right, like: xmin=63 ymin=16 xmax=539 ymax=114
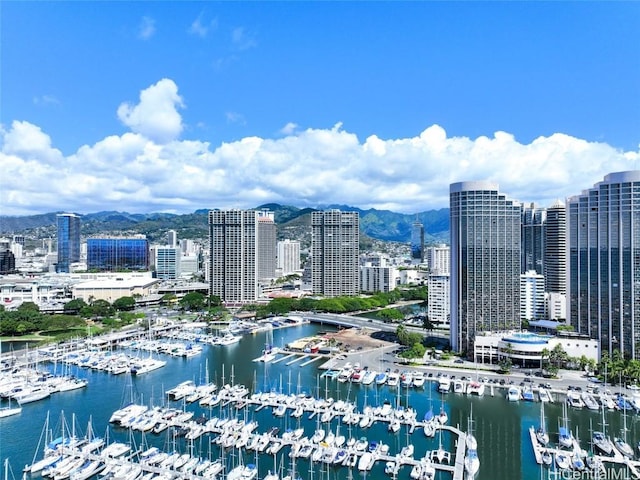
xmin=1 ymin=323 xmax=637 ymax=480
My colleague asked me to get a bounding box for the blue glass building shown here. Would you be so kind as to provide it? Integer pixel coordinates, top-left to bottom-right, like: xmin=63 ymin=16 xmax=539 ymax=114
xmin=410 ymin=220 xmax=424 ymax=262
xmin=56 ymin=213 xmax=81 ymax=273
xmin=569 ymin=171 xmax=640 ymax=358
xmin=87 ymin=237 xmax=150 ymax=272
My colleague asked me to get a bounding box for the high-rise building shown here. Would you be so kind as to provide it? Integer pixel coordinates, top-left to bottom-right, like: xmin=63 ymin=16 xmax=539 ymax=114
xmin=167 ymin=230 xmax=178 ymax=248
xmin=521 ymin=203 xmax=546 ymax=275
xmin=155 ymin=246 xmax=181 ymax=280
xmin=450 ymin=181 xmax=521 ymax=354
xmin=257 ymin=211 xmax=277 ymax=280
xmin=428 ymin=273 xmax=450 ymax=325
xmin=87 ymin=237 xmax=149 ymax=272
xmin=360 ymin=265 xmax=399 ymax=293
xmin=545 ymin=200 xmax=567 ymax=294
xmin=277 ymin=240 xmax=301 ymax=275
xmin=0 ymin=249 xmax=16 ymax=274
xmin=425 ymin=245 xmax=450 ymax=275
xmin=208 ymin=210 xmax=258 ymax=303
xmin=569 ymin=171 xmax=640 ymax=358
xmin=56 ymin=213 xmax=81 ymax=273
xmin=520 ymin=270 xmax=546 ymax=321
xmin=311 ymin=210 xmax=359 ymax=297
xmin=410 ymin=220 xmax=424 ymax=263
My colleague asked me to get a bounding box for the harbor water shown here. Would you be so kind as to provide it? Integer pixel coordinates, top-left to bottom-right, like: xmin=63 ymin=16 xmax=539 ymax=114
xmin=1 ymin=322 xmax=638 ymax=480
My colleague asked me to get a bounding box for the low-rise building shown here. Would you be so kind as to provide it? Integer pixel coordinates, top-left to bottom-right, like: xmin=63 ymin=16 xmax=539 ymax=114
xmin=473 ymin=330 xmax=599 ymax=367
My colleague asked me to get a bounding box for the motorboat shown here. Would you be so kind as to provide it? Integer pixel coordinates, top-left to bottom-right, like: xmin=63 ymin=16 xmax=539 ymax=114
xmin=357 ymin=452 xmax=375 ymax=471
xmin=522 ymin=387 xmax=535 ymax=402
xmin=581 ymin=392 xmax=599 ymax=410
xmin=538 ymin=387 xmax=552 ymax=403
xmin=453 ymin=379 xmax=465 ymax=394
xmin=412 ymin=371 xmax=426 ymax=388
xmin=437 ymin=376 xmax=451 ymax=393
xmin=507 ymin=386 xmax=521 ymax=401
xmin=467 ymin=381 xmax=485 ymax=396
xmin=566 ymin=390 xmax=584 ymax=409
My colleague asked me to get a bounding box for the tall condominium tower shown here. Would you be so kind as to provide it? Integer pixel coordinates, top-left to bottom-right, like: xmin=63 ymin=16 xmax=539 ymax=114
xmin=450 ymin=181 xmax=521 ymax=354
xmin=544 ymin=200 xmax=567 ymax=294
xmin=410 ymin=220 xmax=424 ymax=263
xmin=277 ymin=240 xmax=301 ymax=275
xmin=56 ymin=213 xmax=81 ymax=273
xmin=521 ymin=203 xmax=546 ymax=275
xmin=257 ymin=211 xmax=277 ymax=280
xmin=425 ymin=244 xmax=450 ymax=275
xmin=208 ymin=210 xmax=258 ymax=303
xmin=569 ymin=171 xmax=640 ymax=358
xmin=167 ymin=230 xmax=178 ymax=248
xmin=311 ymin=210 xmax=359 ymax=297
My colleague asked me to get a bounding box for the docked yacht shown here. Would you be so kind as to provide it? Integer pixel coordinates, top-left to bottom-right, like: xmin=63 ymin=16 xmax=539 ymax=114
xmin=387 ymin=372 xmax=400 ymax=387
xmin=566 ymin=390 xmax=584 ymax=409
xmin=438 ymin=376 xmax=451 ymax=394
xmin=374 ymin=371 xmax=388 ymax=385
xmin=538 ymin=387 xmax=552 ymax=403
xmin=507 ymin=386 xmax=521 ymax=402
xmin=467 ymin=381 xmax=485 ymax=396
xmin=453 ymin=379 xmax=465 ymax=394
xmin=412 ymin=371 xmax=426 ymax=388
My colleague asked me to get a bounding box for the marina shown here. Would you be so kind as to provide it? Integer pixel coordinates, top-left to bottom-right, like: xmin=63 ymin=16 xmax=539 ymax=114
xmin=3 ymin=321 xmax=640 ymax=479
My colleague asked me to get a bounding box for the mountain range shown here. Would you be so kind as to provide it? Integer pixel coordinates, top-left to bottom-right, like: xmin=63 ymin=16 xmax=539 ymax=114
xmin=0 ymin=204 xmax=450 ymax=244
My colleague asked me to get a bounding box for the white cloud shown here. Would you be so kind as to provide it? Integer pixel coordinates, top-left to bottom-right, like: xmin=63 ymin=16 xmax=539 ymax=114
xmin=280 ymin=122 xmax=299 ymax=136
xmin=189 ymin=13 xmax=217 ymax=38
xmin=2 ymin=79 xmax=640 ymax=216
xmin=138 ymin=16 xmax=156 ymax=40
xmin=33 ymin=95 xmax=61 ymax=106
xmin=231 ymin=27 xmax=257 ymax=51
xmin=225 ymin=111 xmax=246 ymax=125
xmin=117 ymin=79 xmax=184 ymax=144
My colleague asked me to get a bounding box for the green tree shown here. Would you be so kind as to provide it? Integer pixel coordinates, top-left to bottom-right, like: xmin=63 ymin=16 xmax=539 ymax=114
xmin=90 ymin=299 xmax=114 ymax=318
xmin=378 ymin=308 xmax=404 ymax=322
xmin=550 ymin=344 xmax=569 ymax=369
xmin=179 ymin=292 xmax=206 ymax=311
xmin=400 ymin=342 xmax=426 ymax=360
xmin=422 ymin=317 xmax=435 ymax=332
xmin=207 ymin=295 xmax=222 ymax=308
xmin=64 ymin=298 xmax=88 ymax=315
xmin=112 ymin=296 xmax=136 ymax=311
xmin=17 ymin=302 xmax=40 ymax=313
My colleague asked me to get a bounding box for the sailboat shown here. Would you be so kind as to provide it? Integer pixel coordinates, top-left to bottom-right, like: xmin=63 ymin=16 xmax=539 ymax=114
xmin=258 ymin=327 xmax=279 ymax=362
xmin=592 ymin=405 xmax=614 ymax=456
xmin=558 ymin=402 xmax=574 ymax=449
xmin=535 ymin=401 xmax=549 ymax=446
xmin=464 ymin=406 xmax=480 ymax=478
xmin=613 ymin=400 xmax=634 ymax=458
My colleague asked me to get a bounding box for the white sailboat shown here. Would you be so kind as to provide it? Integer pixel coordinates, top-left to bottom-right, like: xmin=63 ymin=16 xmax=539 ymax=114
xmin=535 ymin=401 xmax=549 ymax=446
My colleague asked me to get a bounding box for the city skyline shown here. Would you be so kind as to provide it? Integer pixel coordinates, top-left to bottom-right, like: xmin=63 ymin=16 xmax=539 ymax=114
xmin=2 ymin=2 xmax=639 ymax=217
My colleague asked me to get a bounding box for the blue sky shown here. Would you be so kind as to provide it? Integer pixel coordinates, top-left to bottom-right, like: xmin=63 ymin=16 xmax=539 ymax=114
xmin=1 ymin=2 xmax=639 ymax=216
